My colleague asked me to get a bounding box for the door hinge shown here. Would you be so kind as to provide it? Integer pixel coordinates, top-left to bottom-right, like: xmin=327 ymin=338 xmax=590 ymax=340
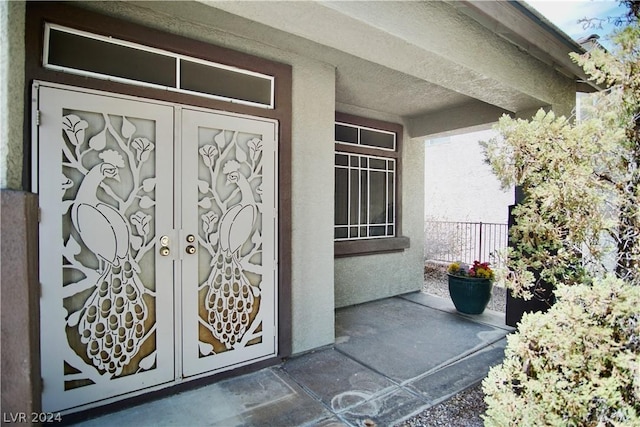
xmin=35 ymin=110 xmax=41 ymax=126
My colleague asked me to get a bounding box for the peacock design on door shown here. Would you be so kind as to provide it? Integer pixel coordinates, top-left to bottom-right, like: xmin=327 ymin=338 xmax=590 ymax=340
xmin=196 ymin=129 xmax=266 ymax=356
xmin=60 ymin=111 xmax=159 ymax=387
xmin=40 ymin=86 xmax=277 ymax=410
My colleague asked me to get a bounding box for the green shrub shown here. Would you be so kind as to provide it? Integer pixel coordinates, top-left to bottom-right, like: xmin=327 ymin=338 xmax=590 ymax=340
xmin=483 ymin=276 xmax=640 ymax=426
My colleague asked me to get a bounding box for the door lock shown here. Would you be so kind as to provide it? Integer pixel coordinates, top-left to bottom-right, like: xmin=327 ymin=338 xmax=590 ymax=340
xmin=159 ymin=235 xmax=170 ymax=256
xmin=185 ymin=245 xmax=196 ymax=255
xmin=186 ymin=234 xmax=195 ymax=243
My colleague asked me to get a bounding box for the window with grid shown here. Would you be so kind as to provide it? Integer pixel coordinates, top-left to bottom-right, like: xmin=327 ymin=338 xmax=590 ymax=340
xmin=334 ymin=119 xmax=398 ymax=241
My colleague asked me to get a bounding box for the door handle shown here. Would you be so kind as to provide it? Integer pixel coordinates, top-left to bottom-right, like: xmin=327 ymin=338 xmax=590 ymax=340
xmin=185 ymin=245 xmax=196 ymax=255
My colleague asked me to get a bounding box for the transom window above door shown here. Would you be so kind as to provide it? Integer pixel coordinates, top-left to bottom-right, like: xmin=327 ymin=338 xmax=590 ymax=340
xmin=334 ymin=113 xmax=409 ymax=256
xmin=44 ymin=24 xmax=274 ymax=108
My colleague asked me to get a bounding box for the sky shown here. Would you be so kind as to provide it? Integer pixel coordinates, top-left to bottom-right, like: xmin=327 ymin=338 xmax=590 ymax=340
xmin=526 ymin=0 xmax=629 ymax=50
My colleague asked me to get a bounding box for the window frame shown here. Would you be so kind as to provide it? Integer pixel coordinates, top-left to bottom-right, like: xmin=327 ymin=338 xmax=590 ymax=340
xmin=334 ymin=112 xmax=410 ymax=257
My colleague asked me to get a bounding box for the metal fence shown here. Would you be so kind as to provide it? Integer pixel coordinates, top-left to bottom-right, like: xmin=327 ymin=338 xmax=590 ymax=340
xmin=424 ymin=221 xmax=509 ymax=267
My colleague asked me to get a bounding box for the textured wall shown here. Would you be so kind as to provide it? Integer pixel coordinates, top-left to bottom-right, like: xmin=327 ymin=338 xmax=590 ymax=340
xmin=424 ymin=129 xmax=515 ymax=224
xmin=289 ymin=61 xmax=336 ymax=352
xmin=334 ymin=130 xmax=425 ymax=308
xmin=0 ymin=1 xmax=25 ymax=190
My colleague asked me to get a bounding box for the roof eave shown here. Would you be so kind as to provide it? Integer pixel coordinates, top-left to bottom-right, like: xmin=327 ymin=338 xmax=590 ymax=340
xmin=456 ymin=0 xmax=602 ymax=92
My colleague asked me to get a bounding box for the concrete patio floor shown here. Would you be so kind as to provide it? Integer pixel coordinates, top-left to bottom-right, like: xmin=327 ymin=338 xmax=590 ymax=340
xmin=71 ymin=293 xmax=513 ymax=426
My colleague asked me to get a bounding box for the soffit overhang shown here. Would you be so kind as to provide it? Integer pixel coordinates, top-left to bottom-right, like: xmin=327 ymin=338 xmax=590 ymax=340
xmin=457 ymin=1 xmax=599 ymax=92
xmin=125 ymin=0 xmax=594 ymax=136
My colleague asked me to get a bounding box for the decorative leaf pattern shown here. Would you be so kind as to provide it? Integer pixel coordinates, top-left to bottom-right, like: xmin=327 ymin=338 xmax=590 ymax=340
xmin=130 ymin=211 xmax=151 ymax=238
xmin=198 ymin=198 xmax=212 ymax=209
xmin=138 ymin=352 xmax=156 ymax=371
xmin=142 ymin=178 xmax=156 ymax=193
xmin=62 ymin=114 xmax=89 ymax=147
xmin=139 ymin=196 xmax=155 ymax=209
xmin=132 ymin=137 xmax=154 ymax=163
xmin=248 ymin=138 xmax=262 ymax=162
xmin=213 ymin=131 xmax=226 ymax=149
xmin=88 ymin=128 xmax=107 ymax=151
xmin=199 ymin=145 xmax=218 ymax=168
xmin=121 ymin=117 xmax=136 ymax=139
xmin=197 ymin=180 xmax=210 ymax=194
xmin=202 ymin=212 xmax=219 ymax=235
xmin=199 ymin=341 xmax=214 ymax=357
xmin=236 ymin=145 xmax=247 ymax=163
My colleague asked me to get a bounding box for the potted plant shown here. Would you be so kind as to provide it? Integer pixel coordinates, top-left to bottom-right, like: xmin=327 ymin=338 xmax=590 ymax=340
xmin=447 ymin=260 xmax=494 ymax=314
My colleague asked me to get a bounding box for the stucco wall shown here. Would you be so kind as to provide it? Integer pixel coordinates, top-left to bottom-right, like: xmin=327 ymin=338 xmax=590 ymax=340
xmin=334 ymin=131 xmax=425 ymax=308
xmin=0 ymin=0 xmax=25 ymax=190
xmin=425 ymin=129 xmax=514 ymax=224
xmin=289 ymin=63 xmax=336 ymax=352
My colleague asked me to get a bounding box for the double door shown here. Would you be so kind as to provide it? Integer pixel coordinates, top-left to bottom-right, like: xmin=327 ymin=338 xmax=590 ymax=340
xmin=36 ymin=83 xmax=278 ymax=413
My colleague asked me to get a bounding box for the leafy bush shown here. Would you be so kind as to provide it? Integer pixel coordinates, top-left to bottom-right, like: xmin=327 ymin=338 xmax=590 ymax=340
xmin=483 ymin=276 xmax=640 ymax=426
xmin=483 ymin=12 xmax=640 ymax=297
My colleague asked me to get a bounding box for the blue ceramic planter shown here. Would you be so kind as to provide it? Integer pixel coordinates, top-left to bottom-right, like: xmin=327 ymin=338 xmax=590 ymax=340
xmin=447 ymin=274 xmax=493 ymax=314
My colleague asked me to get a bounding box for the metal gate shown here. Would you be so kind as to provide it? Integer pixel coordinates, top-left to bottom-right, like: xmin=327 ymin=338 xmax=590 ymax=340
xmin=36 ymin=83 xmax=278 ymax=413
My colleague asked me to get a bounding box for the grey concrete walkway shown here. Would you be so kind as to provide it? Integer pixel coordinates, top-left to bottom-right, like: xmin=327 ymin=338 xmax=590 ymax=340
xmin=72 ymin=293 xmax=513 ymax=427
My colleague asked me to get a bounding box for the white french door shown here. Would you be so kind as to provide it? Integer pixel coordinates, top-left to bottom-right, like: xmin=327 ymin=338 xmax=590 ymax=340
xmin=36 ymin=83 xmax=278 ymax=414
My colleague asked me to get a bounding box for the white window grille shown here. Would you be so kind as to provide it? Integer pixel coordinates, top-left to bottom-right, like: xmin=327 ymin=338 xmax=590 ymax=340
xmin=334 ymin=121 xmax=397 ymax=241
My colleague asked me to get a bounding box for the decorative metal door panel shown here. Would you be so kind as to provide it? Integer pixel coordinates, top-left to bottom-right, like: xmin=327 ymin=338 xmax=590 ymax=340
xmin=181 ymin=108 xmax=278 ymax=377
xmin=37 ymin=85 xmax=175 ymax=412
xmin=37 ymin=84 xmax=278 ymax=413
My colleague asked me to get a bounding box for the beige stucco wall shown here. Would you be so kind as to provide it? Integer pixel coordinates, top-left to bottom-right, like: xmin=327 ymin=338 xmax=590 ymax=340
xmin=0 ymin=0 xmax=25 ymax=190
xmin=334 ymin=130 xmax=425 ymax=308
xmin=289 ymin=62 xmax=336 ymax=352
xmin=425 ymin=129 xmax=515 ymax=224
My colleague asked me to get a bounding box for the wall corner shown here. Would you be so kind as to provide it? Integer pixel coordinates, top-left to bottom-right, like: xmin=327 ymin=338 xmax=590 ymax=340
xmin=1 ymin=190 xmax=41 ymax=418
